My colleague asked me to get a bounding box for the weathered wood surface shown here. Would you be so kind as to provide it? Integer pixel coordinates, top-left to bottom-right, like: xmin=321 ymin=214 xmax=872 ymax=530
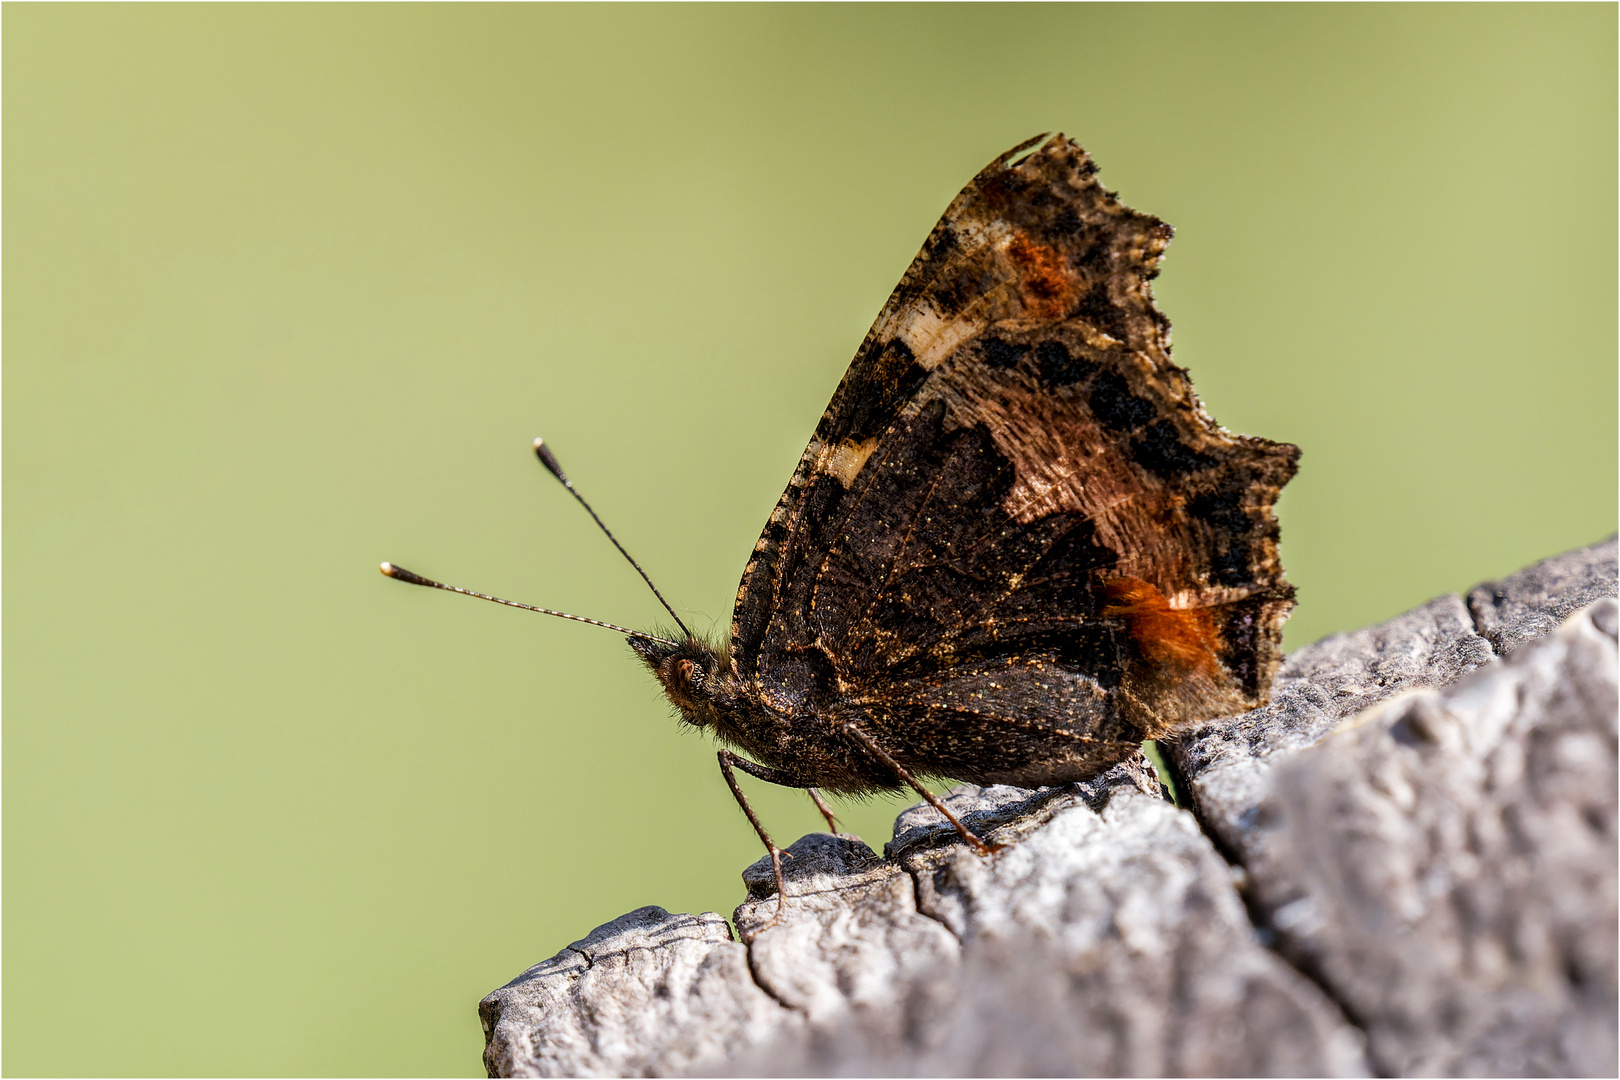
xmin=480 ymin=538 xmax=1617 ymax=1078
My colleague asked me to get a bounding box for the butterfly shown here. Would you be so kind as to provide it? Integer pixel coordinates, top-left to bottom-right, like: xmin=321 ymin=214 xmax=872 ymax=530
xmin=385 ymin=133 xmax=1297 ymax=920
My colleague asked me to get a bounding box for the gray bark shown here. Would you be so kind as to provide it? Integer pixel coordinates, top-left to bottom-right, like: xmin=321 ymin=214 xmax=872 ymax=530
xmin=479 ymin=537 xmax=1617 ymax=1077
xmin=1468 ymin=539 xmax=1620 ymax=655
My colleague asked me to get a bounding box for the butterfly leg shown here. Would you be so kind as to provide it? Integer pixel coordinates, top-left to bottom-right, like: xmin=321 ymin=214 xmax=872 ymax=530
xmin=842 ymin=723 xmax=998 ymax=856
xmin=806 ymin=787 xmax=842 ymax=835
xmin=715 ymin=750 xmax=795 ymax=923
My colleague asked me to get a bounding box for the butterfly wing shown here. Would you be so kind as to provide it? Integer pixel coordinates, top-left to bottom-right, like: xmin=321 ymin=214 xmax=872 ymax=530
xmin=730 ymin=134 xmax=1297 ymax=787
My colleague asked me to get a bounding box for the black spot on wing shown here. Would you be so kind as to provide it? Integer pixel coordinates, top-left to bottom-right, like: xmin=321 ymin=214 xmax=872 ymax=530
xmin=927 ymin=256 xmax=992 ymax=320
xmin=1220 ymin=600 xmax=1263 ymax=699
xmin=1088 ymin=370 xmax=1156 ymax=433
xmin=1034 ymin=340 xmax=1098 ymax=387
xmin=756 ymin=514 xmax=788 ymax=550
xmin=980 ymin=337 xmax=1029 ymax=369
xmin=1021 ymin=514 xmax=1117 ymax=581
xmin=1049 ymin=205 xmax=1083 ymax=238
xmin=1187 ymin=485 xmax=1249 ymax=534
xmin=1133 ymin=420 xmax=1216 ymax=479
xmin=1188 ymin=473 xmax=1284 ymax=588
xmin=1210 ymin=544 xmax=1253 ymax=588
xmin=1072 ymin=239 xmax=1112 ymax=273
xmin=842 ymin=337 xmax=927 ymax=443
xmin=1071 ymin=281 xmax=1128 ymax=341
xmin=1216 ymin=593 xmax=1291 ymax=700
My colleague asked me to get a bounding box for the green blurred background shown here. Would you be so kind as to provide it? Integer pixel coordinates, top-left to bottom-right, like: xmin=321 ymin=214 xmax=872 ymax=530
xmin=5 ymin=4 xmax=1615 ymax=1075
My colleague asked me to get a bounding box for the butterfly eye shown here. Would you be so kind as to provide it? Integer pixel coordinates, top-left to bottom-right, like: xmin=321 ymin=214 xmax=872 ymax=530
xmin=674 ymin=658 xmax=703 ymax=691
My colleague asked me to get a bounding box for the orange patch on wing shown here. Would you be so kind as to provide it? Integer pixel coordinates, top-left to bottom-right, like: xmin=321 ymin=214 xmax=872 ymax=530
xmin=1006 ymin=232 xmax=1077 ymax=319
xmin=1102 ymin=576 xmax=1223 ymax=677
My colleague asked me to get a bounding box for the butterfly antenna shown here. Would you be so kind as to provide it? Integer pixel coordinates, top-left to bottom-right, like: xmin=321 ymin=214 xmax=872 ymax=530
xmin=532 ymin=437 xmax=694 ymax=640
xmin=379 ymin=563 xmax=680 ymax=647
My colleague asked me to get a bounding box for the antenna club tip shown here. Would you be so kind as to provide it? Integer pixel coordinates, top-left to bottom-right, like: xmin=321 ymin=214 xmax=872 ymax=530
xmin=532 ymin=438 xmax=568 ymax=481
xmin=380 ymin=562 xmax=432 ymax=586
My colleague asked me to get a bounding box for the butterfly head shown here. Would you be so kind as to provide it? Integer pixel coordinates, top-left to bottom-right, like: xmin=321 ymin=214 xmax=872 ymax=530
xmin=629 ymin=634 xmax=736 ymax=729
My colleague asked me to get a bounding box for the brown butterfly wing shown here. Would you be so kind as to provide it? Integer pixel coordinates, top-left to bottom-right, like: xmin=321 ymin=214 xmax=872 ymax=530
xmin=729 ymin=134 xmax=1296 ymax=785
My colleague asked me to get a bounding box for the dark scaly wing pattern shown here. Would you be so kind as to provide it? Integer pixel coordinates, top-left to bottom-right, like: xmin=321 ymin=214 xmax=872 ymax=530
xmin=729 ymin=134 xmax=1297 ymax=788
